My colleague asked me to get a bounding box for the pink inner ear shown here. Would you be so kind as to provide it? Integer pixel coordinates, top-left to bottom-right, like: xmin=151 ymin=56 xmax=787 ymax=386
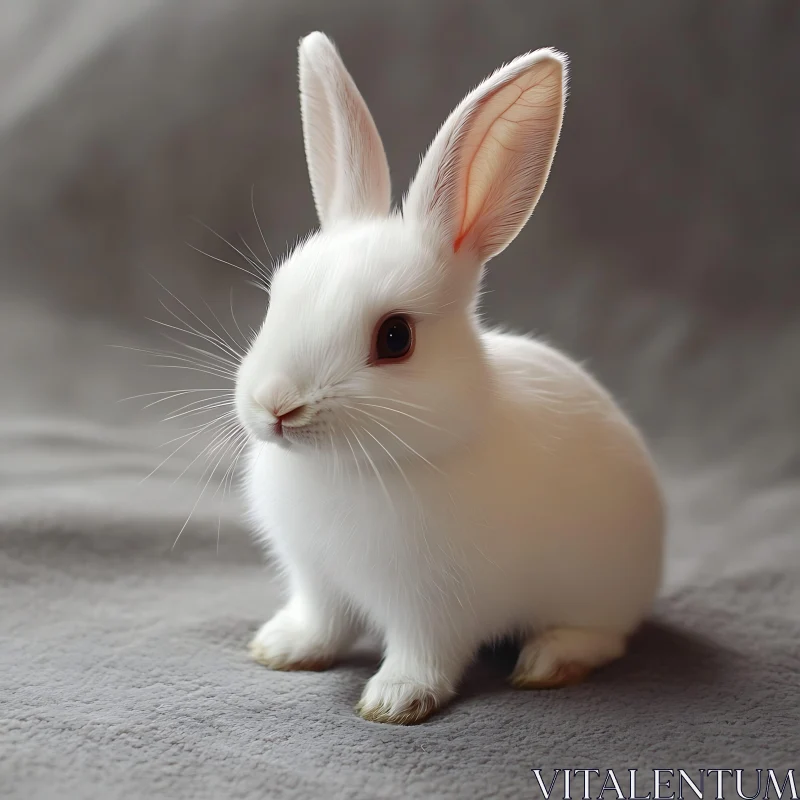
xmin=452 ymin=84 xmax=526 ymax=254
xmin=447 ymin=59 xmax=563 ymax=259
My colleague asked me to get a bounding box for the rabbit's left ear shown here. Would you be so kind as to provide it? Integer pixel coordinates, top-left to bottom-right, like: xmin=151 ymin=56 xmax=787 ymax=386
xmin=298 ymin=32 xmax=392 ymax=228
xmin=404 ymin=49 xmax=567 ymax=263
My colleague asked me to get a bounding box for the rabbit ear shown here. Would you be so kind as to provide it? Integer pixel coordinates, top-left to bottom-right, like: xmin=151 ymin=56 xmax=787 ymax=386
xmin=404 ymin=49 xmax=567 ymax=263
xmin=298 ymin=32 xmax=391 ymax=228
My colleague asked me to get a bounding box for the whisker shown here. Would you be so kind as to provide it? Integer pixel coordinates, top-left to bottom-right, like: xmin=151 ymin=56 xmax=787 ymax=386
xmin=144 ymin=357 xmax=235 ymax=381
xmin=229 ymin=286 xmax=251 ymax=350
xmin=159 ymin=425 xmax=219 ymax=447
xmin=328 ymin=429 xmax=340 ymax=481
xmin=157 ymin=393 xmax=234 ymax=417
xmin=213 ymin=434 xmax=249 ymax=554
xmin=351 ymin=395 xmax=433 ymax=412
xmin=141 ymin=411 xmax=236 ymax=482
xmin=152 ymin=299 xmax=242 ymax=364
xmin=201 ymin=297 xmax=245 ymax=359
xmin=176 ymin=418 xmax=242 ymax=486
xmin=149 ymin=276 xmax=244 ymax=362
xmin=113 ymin=344 xmax=234 ymax=377
xmin=239 ymin=233 xmax=271 ymax=275
xmin=119 ymin=388 xmax=232 ymax=406
xmin=147 ymin=308 xmax=238 ymax=361
xmin=191 ymin=218 xmax=272 ymax=285
xmin=148 ymin=323 xmax=241 ymax=374
xmin=159 ymin=412 xmax=238 ymax=447
xmin=341 ymin=424 xmax=364 ymax=485
xmin=126 ymin=274 xmax=256 ymax=553
xmin=186 ymin=242 xmax=269 ymax=292
xmin=162 ymin=399 xmax=236 ymax=422
xmin=152 ymin=318 xmax=244 ymax=364
xmin=251 ymin=184 xmax=275 ymax=264
xmin=118 ymin=345 xmax=237 ymax=378
xmin=171 ymin=429 xmax=241 ymax=552
xmin=145 ymin=363 xmax=237 ymax=381
xmin=210 ymin=431 xmax=249 ymax=495
xmin=345 ymin=416 xmax=395 ymax=514
xmin=352 ymin=402 xmax=448 ymax=433
xmin=344 ymin=405 xmax=445 ymax=476
xmin=219 ymin=434 xmax=249 ymax=500
xmin=359 ymin=425 xmax=416 ymax=498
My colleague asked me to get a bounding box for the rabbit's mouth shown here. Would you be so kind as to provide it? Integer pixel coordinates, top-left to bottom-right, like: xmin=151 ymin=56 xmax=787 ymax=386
xmin=236 ymin=385 xmax=326 ymax=448
xmin=245 ymin=418 xmax=316 ymax=448
xmin=272 ymin=422 xmax=319 ymax=449
xmin=239 ymin=404 xmax=329 ymax=451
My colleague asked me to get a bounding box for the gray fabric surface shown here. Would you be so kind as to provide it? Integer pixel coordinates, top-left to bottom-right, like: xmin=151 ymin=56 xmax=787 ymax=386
xmin=1 ymin=1 xmax=798 ymax=798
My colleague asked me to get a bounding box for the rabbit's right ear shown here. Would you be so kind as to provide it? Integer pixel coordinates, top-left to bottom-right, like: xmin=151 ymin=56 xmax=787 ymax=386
xmin=404 ymin=49 xmax=567 ymax=265
xmin=298 ymin=32 xmax=391 ymax=229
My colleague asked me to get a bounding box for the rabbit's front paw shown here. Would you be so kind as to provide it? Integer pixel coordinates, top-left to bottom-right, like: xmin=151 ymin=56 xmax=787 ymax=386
xmin=248 ymin=609 xmax=338 ymax=672
xmin=356 ymin=636 xmax=468 ymax=723
xmin=356 ymin=673 xmax=445 ymax=725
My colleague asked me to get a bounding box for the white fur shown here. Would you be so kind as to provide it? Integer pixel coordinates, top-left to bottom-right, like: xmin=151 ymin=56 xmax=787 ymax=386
xmin=237 ymin=33 xmax=664 ymax=724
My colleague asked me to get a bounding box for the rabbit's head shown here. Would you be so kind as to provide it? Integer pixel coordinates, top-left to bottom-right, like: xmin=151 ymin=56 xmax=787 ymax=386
xmin=236 ymin=32 xmax=567 ymax=463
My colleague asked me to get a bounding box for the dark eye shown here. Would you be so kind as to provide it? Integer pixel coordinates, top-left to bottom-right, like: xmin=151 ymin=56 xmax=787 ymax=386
xmin=374 ymin=315 xmax=414 ymax=363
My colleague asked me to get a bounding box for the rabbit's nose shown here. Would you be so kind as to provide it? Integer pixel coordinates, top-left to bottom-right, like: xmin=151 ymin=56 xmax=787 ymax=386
xmin=253 ymin=383 xmax=310 ymax=426
xmin=273 ymin=403 xmax=309 ymax=426
xmin=267 ymin=404 xmax=309 ymax=438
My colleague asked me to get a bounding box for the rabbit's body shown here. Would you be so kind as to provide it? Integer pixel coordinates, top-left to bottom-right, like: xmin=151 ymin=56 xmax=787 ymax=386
xmin=236 ymin=33 xmax=665 ymax=723
xmin=248 ymin=330 xmax=661 ymax=644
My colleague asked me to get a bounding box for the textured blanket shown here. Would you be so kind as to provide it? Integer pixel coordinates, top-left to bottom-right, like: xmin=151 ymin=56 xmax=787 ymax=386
xmin=1 ymin=2 xmax=798 ymax=798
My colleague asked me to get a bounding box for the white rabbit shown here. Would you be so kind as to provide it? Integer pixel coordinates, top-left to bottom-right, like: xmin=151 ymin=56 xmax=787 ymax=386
xmin=236 ymin=32 xmax=664 ymax=725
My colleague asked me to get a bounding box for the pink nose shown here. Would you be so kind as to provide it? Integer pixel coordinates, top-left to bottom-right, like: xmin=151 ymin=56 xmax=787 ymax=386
xmin=268 ymin=403 xmax=308 ymax=437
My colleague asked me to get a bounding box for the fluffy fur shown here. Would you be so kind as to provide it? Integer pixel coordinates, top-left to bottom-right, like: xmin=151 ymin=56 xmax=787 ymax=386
xmin=236 ymin=32 xmax=664 ymax=724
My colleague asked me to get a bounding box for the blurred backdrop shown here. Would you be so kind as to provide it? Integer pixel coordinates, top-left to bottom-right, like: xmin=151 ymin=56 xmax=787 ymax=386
xmin=1 ymin=2 xmax=798 ymax=462
xmin=1 ymin=1 xmax=799 ymax=795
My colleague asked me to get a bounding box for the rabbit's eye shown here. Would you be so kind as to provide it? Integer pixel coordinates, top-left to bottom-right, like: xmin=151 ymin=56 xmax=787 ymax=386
xmin=374 ymin=315 xmax=414 ymax=363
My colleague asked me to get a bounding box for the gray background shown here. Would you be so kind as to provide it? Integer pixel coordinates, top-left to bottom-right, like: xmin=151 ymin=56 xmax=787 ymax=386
xmin=1 ymin=1 xmax=798 ymax=798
